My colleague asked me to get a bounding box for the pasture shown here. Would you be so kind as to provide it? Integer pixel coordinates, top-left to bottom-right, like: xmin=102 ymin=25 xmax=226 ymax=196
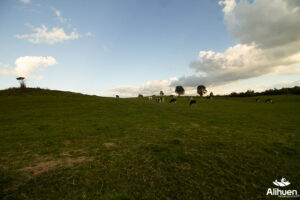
xmin=0 ymin=88 xmax=299 ymax=200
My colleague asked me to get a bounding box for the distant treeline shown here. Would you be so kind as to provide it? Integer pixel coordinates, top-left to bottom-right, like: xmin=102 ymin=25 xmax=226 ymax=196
xmin=226 ymin=86 xmax=300 ymax=97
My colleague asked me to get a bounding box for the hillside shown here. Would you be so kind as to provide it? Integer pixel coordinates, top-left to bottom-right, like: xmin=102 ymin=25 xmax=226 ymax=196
xmin=0 ymin=87 xmax=87 ymax=97
xmin=0 ymin=88 xmax=299 ymax=200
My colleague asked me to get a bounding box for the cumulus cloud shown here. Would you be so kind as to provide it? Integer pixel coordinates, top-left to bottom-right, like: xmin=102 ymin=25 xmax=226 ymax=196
xmin=0 ymin=56 xmax=57 ymax=80
xmin=219 ymin=0 xmax=236 ymax=14
xmin=173 ymin=43 xmax=300 ymax=86
xmin=108 ymin=78 xmax=178 ymax=97
xmin=172 ymin=0 xmax=300 ymax=87
xmin=274 ymin=63 xmax=300 ymax=75
xmin=223 ymin=0 xmax=300 ymax=48
xmin=15 ymin=24 xmax=79 ymax=45
xmin=14 ymin=56 xmax=57 ymax=78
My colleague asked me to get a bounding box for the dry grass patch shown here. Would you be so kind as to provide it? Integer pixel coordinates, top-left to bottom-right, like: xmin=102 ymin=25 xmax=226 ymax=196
xmin=64 ymin=156 xmax=94 ymax=167
xmin=19 ymin=156 xmax=94 ymax=177
xmin=60 ymin=151 xmax=72 ymax=157
xmin=63 ymin=140 xmax=71 ymax=146
xmin=190 ymin=122 xmax=200 ymax=128
xmin=104 ymin=142 xmax=117 ymax=148
xmin=19 ymin=160 xmax=59 ymax=176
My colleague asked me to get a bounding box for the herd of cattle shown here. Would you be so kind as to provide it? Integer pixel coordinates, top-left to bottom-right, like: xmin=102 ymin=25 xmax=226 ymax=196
xmin=256 ymin=98 xmax=273 ymax=103
xmin=146 ymin=96 xmax=198 ymax=105
xmin=115 ymin=95 xmax=273 ymax=104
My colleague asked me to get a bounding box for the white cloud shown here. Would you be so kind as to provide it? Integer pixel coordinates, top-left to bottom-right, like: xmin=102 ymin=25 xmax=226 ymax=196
xmin=14 ymin=56 xmax=57 ymax=79
xmin=173 ymin=42 xmax=300 ymax=86
xmin=15 ymin=24 xmax=79 ymax=45
xmin=107 ymin=78 xmax=178 ymax=97
xmin=0 ymin=56 xmax=57 ymax=80
xmin=20 ymin=0 xmax=30 ymax=4
xmin=224 ymin=0 xmax=300 ymax=48
xmin=218 ymin=0 xmax=236 ymax=14
xmin=54 ymin=9 xmax=68 ymax=23
xmin=273 ymin=63 xmax=300 ymax=75
xmin=172 ymin=0 xmax=300 ymax=87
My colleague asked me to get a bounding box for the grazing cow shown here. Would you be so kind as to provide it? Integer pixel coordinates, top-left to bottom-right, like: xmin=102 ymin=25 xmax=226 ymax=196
xmin=190 ymin=100 xmax=196 ymax=105
xmin=170 ymin=98 xmax=177 ymax=103
xmin=116 ymin=95 xmax=119 ymax=98
xmin=148 ymin=96 xmax=152 ymax=100
xmin=265 ymin=98 xmax=273 ymax=103
xmin=256 ymin=98 xmax=260 ymax=102
xmin=206 ymin=96 xmax=212 ymax=99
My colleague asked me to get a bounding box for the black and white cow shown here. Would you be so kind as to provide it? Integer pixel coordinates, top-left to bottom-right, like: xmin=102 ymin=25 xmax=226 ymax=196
xmin=170 ymin=98 xmax=177 ymax=103
xmin=265 ymin=98 xmax=273 ymax=103
xmin=190 ymin=100 xmax=196 ymax=105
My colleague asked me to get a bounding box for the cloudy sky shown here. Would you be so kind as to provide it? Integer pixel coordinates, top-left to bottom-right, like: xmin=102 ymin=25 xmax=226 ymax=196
xmin=0 ymin=0 xmax=299 ymax=97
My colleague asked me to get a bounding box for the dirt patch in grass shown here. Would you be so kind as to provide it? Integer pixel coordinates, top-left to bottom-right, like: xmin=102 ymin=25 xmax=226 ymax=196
xmin=59 ymin=149 xmax=87 ymax=157
xmin=104 ymin=142 xmax=117 ymax=148
xmin=19 ymin=160 xmax=58 ymax=176
xmin=190 ymin=122 xmax=200 ymax=128
xmin=60 ymin=152 xmax=72 ymax=157
xmin=63 ymin=140 xmax=71 ymax=146
xmin=19 ymin=156 xmax=94 ymax=177
xmin=69 ymin=148 xmax=87 ymax=155
xmin=64 ymin=156 xmax=93 ymax=167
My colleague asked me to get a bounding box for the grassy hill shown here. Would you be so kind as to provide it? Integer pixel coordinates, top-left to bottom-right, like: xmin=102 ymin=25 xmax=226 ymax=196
xmin=0 ymin=88 xmax=299 ymax=200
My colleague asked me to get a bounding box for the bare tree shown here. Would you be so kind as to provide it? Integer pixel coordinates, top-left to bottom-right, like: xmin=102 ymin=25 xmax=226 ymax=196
xmin=160 ymin=91 xmax=164 ymax=96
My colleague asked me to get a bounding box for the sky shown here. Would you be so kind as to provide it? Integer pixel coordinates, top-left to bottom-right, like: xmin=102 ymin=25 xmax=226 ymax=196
xmin=0 ymin=0 xmax=299 ymax=97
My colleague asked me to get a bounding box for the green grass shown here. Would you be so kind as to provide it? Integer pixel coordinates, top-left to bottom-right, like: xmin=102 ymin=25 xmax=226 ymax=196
xmin=0 ymin=88 xmax=299 ymax=200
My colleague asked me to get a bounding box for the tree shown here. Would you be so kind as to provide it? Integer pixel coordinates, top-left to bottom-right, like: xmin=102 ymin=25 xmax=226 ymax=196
xmin=175 ymin=86 xmax=185 ymax=96
xmin=209 ymin=92 xmax=214 ymax=97
xmin=16 ymin=77 xmax=26 ymax=89
xmin=245 ymin=90 xmax=255 ymax=97
xmin=138 ymin=94 xmax=143 ymax=98
xmin=160 ymin=91 xmax=164 ymax=96
xmin=197 ymin=85 xmax=207 ymax=96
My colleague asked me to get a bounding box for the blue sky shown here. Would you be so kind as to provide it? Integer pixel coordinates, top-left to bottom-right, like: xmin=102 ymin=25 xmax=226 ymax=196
xmin=0 ymin=0 xmax=299 ymax=96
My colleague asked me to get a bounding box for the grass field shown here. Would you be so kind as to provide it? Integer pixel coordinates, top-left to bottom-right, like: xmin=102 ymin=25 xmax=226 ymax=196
xmin=0 ymin=88 xmax=299 ymax=200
